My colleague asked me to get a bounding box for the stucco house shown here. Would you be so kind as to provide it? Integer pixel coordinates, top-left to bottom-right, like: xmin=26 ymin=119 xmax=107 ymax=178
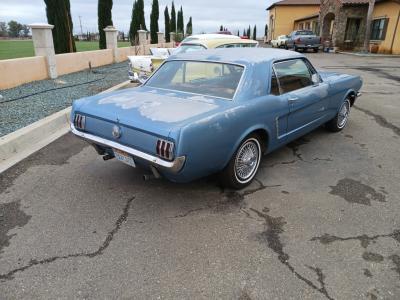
xmin=267 ymin=0 xmax=320 ymax=41
xmin=266 ymin=0 xmax=400 ymax=54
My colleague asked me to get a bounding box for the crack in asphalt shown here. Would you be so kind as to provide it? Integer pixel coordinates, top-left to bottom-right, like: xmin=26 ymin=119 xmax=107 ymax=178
xmin=249 ymin=207 xmax=334 ymax=300
xmin=310 ymin=230 xmax=400 ymax=248
xmin=0 ymin=196 xmax=135 ymax=281
xmin=307 ymin=265 xmax=331 ymax=299
xmin=286 ymin=137 xmax=310 ymax=161
xmin=388 ymin=255 xmax=400 ymax=279
xmin=172 ymin=179 xmax=281 ymax=218
xmin=354 ymin=105 xmax=400 ymax=137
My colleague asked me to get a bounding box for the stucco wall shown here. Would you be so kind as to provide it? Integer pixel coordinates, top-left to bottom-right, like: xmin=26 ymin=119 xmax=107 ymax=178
xmin=0 ymin=42 xmax=175 ymax=90
xmin=268 ymin=5 xmax=320 ymax=40
xmin=372 ymin=1 xmax=400 ymax=54
xmin=56 ymin=49 xmax=114 ymax=76
xmin=0 ymin=56 xmax=48 ymax=90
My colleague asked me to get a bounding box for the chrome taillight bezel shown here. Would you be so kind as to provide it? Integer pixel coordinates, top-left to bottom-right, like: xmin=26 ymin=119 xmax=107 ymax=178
xmin=156 ymin=139 xmax=174 ymax=161
xmin=74 ymin=113 xmax=86 ymax=130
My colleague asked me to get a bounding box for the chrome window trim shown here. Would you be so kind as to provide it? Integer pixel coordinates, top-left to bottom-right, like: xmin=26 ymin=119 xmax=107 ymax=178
xmin=70 ymin=123 xmax=185 ymax=173
xmin=271 ymin=58 xmax=317 ymax=95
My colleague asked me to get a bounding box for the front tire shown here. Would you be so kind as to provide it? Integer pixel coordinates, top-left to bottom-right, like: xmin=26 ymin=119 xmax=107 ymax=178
xmin=313 ymin=48 xmax=319 ymax=53
xmin=220 ymin=134 xmax=262 ymax=189
xmin=325 ymin=98 xmax=351 ymax=132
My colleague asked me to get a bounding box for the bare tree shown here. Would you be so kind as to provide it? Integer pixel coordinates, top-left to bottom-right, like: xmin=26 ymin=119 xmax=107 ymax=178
xmin=363 ymin=0 xmax=376 ymax=52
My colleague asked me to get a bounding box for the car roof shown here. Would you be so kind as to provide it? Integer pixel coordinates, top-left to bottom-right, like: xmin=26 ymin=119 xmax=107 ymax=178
xmin=182 ymin=34 xmax=240 ymax=41
xmin=181 ymin=38 xmax=258 ymax=48
xmin=167 ymin=48 xmax=303 ymax=66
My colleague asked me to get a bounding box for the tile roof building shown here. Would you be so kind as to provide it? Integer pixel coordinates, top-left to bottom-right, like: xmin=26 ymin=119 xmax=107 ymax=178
xmin=266 ymin=0 xmax=400 ymax=54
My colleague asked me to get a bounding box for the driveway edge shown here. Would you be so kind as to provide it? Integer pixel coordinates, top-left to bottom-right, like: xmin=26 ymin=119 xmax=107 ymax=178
xmin=0 ymin=80 xmax=131 ymax=174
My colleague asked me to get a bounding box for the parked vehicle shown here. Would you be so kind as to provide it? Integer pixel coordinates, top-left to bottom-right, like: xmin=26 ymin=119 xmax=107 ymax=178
xmin=71 ymin=48 xmax=362 ymax=189
xmin=128 ymin=37 xmax=258 ymax=82
xmin=271 ymin=35 xmax=289 ymax=48
xmin=181 ymin=33 xmax=240 ymax=44
xmin=286 ymin=30 xmax=321 ymax=52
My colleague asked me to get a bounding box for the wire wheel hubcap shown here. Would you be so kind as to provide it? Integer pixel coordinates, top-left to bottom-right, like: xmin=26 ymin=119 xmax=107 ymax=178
xmin=235 ymin=139 xmax=260 ymax=183
xmin=338 ymin=100 xmax=350 ymax=129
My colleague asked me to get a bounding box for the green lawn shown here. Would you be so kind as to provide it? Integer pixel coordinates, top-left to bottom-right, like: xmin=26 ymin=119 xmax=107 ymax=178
xmin=0 ymin=40 xmax=132 ymax=60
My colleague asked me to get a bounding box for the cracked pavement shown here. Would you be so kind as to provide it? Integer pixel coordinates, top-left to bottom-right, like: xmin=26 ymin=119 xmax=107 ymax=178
xmin=1 ymin=53 xmax=400 ymax=299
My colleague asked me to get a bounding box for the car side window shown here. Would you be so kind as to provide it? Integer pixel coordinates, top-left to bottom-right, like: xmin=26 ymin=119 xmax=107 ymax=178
xmin=270 ymin=69 xmax=280 ymax=96
xmin=273 ymin=59 xmax=313 ymax=94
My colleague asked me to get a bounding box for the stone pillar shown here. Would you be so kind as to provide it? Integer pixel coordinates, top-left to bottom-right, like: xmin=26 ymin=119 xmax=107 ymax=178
xmin=170 ymin=32 xmax=176 ymax=45
xmin=104 ymin=26 xmax=118 ymax=62
xmin=29 ymin=23 xmax=57 ymax=79
xmin=138 ymin=30 xmax=147 ymax=45
xmin=157 ymin=32 xmax=165 ymax=44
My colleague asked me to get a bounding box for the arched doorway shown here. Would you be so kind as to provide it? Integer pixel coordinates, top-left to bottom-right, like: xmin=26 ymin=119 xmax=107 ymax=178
xmin=321 ymin=12 xmax=335 ymax=44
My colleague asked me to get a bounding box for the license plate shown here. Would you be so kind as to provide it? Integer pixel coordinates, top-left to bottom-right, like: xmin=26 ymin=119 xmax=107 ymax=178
xmin=113 ymin=149 xmax=136 ymax=167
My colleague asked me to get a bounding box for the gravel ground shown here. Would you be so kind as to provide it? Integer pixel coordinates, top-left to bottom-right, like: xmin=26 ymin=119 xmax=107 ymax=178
xmin=0 ymin=62 xmax=129 ymax=137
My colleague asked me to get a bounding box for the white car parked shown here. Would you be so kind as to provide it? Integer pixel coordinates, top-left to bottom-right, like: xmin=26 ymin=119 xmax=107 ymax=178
xmin=271 ymin=35 xmax=289 ymax=49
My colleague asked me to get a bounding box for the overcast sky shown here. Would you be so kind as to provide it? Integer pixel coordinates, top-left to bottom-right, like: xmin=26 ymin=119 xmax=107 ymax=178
xmin=0 ymin=0 xmax=276 ymax=37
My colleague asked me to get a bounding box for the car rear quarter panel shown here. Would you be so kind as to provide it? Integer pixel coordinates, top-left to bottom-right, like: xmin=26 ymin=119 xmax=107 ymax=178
xmin=167 ymin=94 xmax=288 ymax=182
xmin=321 ymin=72 xmax=362 ymax=113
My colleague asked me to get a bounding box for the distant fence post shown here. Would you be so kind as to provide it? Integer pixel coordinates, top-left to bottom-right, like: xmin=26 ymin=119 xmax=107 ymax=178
xmin=29 ymin=23 xmax=57 ymax=79
xmin=170 ymin=32 xmax=176 ymax=45
xmin=104 ymin=26 xmax=118 ymax=63
xmin=157 ymin=32 xmax=165 ymax=45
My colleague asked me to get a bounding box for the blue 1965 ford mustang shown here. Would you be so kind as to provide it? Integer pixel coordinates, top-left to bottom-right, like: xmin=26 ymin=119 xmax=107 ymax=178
xmin=71 ymin=48 xmax=362 ymax=189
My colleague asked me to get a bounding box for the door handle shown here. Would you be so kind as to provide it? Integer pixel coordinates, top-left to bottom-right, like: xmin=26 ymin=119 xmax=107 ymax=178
xmin=288 ymin=96 xmax=299 ymax=103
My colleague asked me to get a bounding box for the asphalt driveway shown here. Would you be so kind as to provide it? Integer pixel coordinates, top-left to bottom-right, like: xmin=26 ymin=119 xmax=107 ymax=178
xmin=1 ymin=53 xmax=399 ymax=299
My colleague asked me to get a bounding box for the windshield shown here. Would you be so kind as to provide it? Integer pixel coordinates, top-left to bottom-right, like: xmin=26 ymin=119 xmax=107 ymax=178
xmin=146 ymin=61 xmax=244 ymax=100
xmin=295 ymin=30 xmax=314 ymax=35
xmin=173 ymin=44 xmax=206 ymax=55
xmin=181 ymin=37 xmax=199 ymax=43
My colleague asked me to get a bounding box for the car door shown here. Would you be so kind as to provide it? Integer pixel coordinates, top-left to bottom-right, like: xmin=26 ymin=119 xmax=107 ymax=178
xmin=273 ymin=58 xmax=329 ymax=138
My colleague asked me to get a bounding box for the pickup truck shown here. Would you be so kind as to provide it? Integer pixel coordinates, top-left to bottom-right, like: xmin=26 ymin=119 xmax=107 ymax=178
xmin=286 ymin=30 xmax=321 ymax=52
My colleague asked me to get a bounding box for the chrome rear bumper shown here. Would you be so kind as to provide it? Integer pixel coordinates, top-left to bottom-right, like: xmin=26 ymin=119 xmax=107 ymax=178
xmin=70 ymin=124 xmax=185 ymax=173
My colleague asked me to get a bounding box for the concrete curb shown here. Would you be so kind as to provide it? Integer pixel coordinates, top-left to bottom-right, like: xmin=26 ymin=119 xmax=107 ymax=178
xmin=338 ymin=51 xmax=400 ymax=58
xmin=0 ymin=80 xmax=131 ymax=174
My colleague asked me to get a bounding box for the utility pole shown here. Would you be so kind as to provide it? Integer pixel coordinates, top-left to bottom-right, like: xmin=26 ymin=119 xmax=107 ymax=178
xmin=79 ymin=15 xmax=83 ymax=36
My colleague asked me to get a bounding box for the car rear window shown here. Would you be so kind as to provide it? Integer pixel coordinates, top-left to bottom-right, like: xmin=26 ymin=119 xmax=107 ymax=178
xmin=146 ymin=61 xmax=244 ymax=100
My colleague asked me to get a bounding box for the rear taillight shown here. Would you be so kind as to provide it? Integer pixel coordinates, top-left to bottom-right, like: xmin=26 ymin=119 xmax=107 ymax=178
xmin=156 ymin=139 xmax=174 ymax=160
xmin=74 ymin=113 xmax=86 ymax=130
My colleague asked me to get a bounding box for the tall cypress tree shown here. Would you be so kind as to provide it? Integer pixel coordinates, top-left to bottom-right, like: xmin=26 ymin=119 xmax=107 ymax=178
xmin=44 ymin=0 xmax=76 ymax=53
xmin=150 ymin=0 xmax=159 ymax=43
xmin=137 ymin=0 xmax=146 ymax=30
xmin=185 ymin=16 xmax=192 ymax=36
xmin=237 ymin=30 xmax=240 ymax=36
xmin=177 ymin=6 xmax=184 ymax=35
xmin=247 ymin=25 xmax=251 ymax=38
xmin=252 ymin=25 xmax=257 ymax=40
xmin=170 ymin=1 xmax=176 ymax=33
xmin=164 ymin=6 xmax=170 ymax=42
xmin=243 ymin=29 xmax=246 ymax=37
xmin=129 ymin=0 xmax=139 ymax=44
xmin=98 ymin=0 xmax=113 ymax=49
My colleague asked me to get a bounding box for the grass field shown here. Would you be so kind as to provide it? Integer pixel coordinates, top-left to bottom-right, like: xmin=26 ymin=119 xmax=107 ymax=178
xmin=0 ymin=40 xmax=132 ymax=60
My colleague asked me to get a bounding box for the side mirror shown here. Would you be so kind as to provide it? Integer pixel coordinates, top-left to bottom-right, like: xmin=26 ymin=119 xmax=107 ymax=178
xmin=311 ymin=73 xmax=320 ymax=85
xmin=132 ymin=72 xmax=149 ymax=84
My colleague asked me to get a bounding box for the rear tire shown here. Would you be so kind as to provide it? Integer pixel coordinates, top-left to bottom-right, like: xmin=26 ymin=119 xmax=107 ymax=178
xmin=219 ymin=134 xmax=262 ymax=190
xmin=313 ymin=48 xmax=319 ymax=53
xmin=326 ymin=98 xmax=351 ymax=132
